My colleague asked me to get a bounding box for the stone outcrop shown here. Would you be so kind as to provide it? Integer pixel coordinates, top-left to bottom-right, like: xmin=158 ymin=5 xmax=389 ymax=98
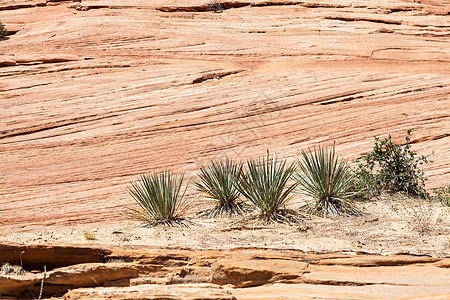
xmin=0 ymin=244 xmax=449 ymax=299
xmin=64 ymin=284 xmax=236 ymax=300
xmin=0 ymin=244 xmax=110 ymax=269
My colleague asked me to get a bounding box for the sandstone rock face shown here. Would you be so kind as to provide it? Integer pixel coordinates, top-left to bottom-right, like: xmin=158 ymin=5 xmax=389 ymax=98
xmin=1 ymin=244 xmax=449 ymax=299
xmin=64 ymin=283 xmax=237 ymax=300
xmin=0 ymin=1 xmax=449 ymax=229
xmin=210 ymin=258 xmax=308 ymax=287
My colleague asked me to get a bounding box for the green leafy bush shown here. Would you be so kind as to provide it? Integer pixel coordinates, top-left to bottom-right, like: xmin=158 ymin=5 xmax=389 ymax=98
xmin=296 ymin=145 xmax=362 ymax=217
xmin=195 ymin=158 xmax=246 ymax=217
xmin=238 ymin=152 xmax=301 ymax=223
xmin=433 ymin=185 xmax=450 ymax=207
xmin=126 ymin=171 xmax=190 ymax=226
xmin=354 ymin=130 xmax=429 ymax=198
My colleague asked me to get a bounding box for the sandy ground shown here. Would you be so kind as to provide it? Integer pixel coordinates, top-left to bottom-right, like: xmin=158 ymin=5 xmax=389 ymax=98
xmin=2 ymin=195 xmax=449 ymax=257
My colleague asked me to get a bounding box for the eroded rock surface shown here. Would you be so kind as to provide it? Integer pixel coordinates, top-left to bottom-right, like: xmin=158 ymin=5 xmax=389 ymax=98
xmin=0 ymin=1 xmax=449 ymax=230
xmin=0 ymin=244 xmax=449 ymax=299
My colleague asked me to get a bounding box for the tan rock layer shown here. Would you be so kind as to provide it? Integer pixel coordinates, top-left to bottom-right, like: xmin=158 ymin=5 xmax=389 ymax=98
xmin=1 ymin=245 xmax=449 ymax=299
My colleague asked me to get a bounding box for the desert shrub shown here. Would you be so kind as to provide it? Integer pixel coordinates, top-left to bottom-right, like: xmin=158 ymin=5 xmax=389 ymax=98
xmin=126 ymin=171 xmax=190 ymax=226
xmin=353 ymin=130 xmax=429 ymax=198
xmin=1 ymin=263 xmax=25 ymax=275
xmin=83 ymin=229 xmax=96 ymax=241
xmin=0 ymin=20 xmax=6 ymax=39
xmin=394 ymin=193 xmax=445 ymax=234
xmin=433 ymin=185 xmax=450 ymax=207
xmin=237 ymin=152 xmax=301 ymax=223
xmin=195 ymin=158 xmax=246 ymax=217
xmin=349 ymin=164 xmax=378 ymax=200
xmin=207 ymin=0 xmax=223 ymax=13
xmin=295 ymin=145 xmax=363 ymax=217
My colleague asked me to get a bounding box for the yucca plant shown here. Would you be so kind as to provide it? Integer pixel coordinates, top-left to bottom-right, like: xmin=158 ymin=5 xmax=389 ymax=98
xmin=238 ymin=152 xmax=302 ymax=223
xmin=195 ymin=158 xmax=246 ymax=217
xmin=126 ymin=171 xmax=190 ymax=226
xmin=295 ymin=145 xmax=363 ymax=217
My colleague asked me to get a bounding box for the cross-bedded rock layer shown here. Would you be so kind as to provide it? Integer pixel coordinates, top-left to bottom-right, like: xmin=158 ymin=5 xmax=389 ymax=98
xmin=0 ymin=0 xmax=449 ymax=230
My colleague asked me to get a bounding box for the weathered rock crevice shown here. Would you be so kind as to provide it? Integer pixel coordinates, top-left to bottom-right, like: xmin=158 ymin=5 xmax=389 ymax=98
xmin=155 ymin=1 xmax=351 ymax=13
xmin=325 ymin=16 xmax=402 ymax=25
xmin=157 ymin=2 xmax=250 ymax=13
xmin=0 ymin=244 xmax=110 ymax=270
xmin=192 ymin=70 xmax=244 ymax=84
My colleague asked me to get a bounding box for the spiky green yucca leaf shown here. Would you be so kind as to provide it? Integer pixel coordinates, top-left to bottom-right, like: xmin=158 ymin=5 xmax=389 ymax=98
xmin=195 ymin=159 xmax=245 ymax=217
xmin=238 ymin=153 xmax=300 ymax=223
xmin=295 ymin=145 xmax=363 ymax=217
xmin=126 ymin=171 xmax=189 ymax=226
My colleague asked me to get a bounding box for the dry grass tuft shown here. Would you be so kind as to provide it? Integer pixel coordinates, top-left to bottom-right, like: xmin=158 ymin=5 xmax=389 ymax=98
xmin=83 ymin=229 xmax=97 ymax=241
xmin=1 ymin=262 xmax=25 ymax=275
xmin=392 ymin=193 xmax=448 ymax=235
